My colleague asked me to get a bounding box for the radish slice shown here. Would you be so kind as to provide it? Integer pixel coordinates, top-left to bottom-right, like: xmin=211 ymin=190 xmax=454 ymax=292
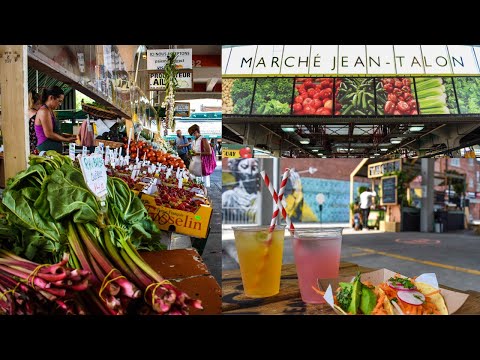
xmin=397 ymin=290 xmax=425 ymax=305
xmin=387 ymin=279 xmax=416 ymax=291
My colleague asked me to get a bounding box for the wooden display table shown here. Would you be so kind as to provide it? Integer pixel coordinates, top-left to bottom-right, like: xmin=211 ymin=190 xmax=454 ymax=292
xmin=141 ymin=248 xmax=221 ymax=315
xmin=222 ymin=261 xmax=480 ymax=315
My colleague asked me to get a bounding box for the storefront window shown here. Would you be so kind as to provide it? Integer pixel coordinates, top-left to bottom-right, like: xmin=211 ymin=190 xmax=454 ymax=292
xmin=450 ymin=158 xmax=461 ymax=167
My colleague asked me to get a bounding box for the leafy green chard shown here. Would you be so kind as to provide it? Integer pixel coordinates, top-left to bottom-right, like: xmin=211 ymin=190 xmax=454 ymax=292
xmin=231 ymin=78 xmax=255 ymax=114
xmin=252 ymin=78 xmax=293 ymax=115
xmin=453 ymin=77 xmax=480 ymax=114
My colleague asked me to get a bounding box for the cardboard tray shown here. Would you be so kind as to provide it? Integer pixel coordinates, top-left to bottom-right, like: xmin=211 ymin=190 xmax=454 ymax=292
xmin=318 ymin=268 xmax=469 ymax=315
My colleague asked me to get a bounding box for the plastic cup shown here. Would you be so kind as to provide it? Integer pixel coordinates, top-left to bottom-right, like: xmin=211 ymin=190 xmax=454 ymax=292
xmin=232 ymin=225 xmax=285 ymax=298
xmin=291 ymin=228 xmax=343 ymax=304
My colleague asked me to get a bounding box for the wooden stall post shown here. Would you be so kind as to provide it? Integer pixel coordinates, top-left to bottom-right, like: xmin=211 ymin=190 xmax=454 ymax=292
xmin=0 ymin=45 xmax=29 ymax=182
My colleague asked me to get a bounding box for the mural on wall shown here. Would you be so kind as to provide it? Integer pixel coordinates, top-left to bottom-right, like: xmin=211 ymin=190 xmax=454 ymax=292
xmin=222 ymin=158 xmax=260 ymax=224
xmin=284 ymin=169 xmax=367 ymax=223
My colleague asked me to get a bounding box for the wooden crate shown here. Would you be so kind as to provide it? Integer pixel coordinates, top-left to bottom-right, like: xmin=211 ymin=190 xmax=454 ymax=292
xmin=94 ymin=139 xmax=124 ymax=149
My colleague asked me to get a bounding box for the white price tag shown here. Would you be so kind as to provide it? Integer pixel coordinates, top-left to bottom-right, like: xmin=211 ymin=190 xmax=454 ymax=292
xmin=69 ymin=143 xmax=76 ymax=161
xmin=98 ymin=142 xmax=105 ymax=154
xmin=82 ymin=146 xmax=88 ymax=156
xmin=79 ymin=154 xmax=108 ymax=198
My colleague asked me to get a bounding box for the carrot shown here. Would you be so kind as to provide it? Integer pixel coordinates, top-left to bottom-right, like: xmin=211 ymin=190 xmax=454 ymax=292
xmin=373 ymin=292 xmax=385 ymax=313
xmin=311 ymin=286 xmax=325 ymax=296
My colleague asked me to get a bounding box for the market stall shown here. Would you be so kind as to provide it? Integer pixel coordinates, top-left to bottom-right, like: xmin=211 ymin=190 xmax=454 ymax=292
xmin=0 ymin=45 xmax=221 ymax=315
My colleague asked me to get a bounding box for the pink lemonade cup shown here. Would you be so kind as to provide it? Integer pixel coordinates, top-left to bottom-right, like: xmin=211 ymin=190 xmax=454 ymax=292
xmin=291 ymin=228 xmax=343 ymax=304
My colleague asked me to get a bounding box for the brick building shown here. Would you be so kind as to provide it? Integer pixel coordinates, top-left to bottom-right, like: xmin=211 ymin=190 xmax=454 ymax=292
xmin=435 ymin=158 xmax=480 ymax=219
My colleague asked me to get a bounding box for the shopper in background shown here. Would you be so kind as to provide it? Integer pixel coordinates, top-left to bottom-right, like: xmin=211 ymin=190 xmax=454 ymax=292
xmin=359 ymin=187 xmax=377 ymax=230
xmin=28 ymin=90 xmax=42 ymax=154
xmin=188 ymin=123 xmax=212 ymax=187
xmin=35 ymin=86 xmax=77 ymax=153
xmin=175 ymin=129 xmax=191 ymax=168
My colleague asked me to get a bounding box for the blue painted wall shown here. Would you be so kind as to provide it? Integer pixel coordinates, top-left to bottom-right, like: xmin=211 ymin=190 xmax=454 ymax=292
xmin=299 ymin=178 xmax=367 ymax=223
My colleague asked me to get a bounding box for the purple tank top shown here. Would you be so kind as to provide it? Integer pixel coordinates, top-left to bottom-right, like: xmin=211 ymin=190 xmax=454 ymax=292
xmin=34 ymin=105 xmax=56 ymax=146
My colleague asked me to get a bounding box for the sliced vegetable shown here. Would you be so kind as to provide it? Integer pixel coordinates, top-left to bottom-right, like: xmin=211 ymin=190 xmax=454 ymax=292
xmin=397 ymin=290 xmax=425 ymax=305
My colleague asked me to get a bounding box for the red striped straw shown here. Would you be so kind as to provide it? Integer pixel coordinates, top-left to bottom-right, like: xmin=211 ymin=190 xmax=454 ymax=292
xmin=260 ymin=170 xmax=295 ymax=235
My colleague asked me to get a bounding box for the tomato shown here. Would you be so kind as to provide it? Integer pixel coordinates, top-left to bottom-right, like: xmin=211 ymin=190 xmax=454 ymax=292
xmin=323 ymin=100 xmax=333 ymax=110
xmin=303 ymin=80 xmax=314 ymax=89
xmin=393 ymin=88 xmax=403 ymax=97
xmin=403 ymin=93 xmax=413 ymax=101
xmin=293 ymin=103 xmax=303 ymax=112
xmin=307 ymin=88 xmax=316 ymax=98
xmin=304 ymin=106 xmax=315 ymax=115
xmin=320 ymin=80 xmax=330 ymax=89
xmin=312 ymin=99 xmax=322 ymax=110
xmin=295 ymin=96 xmax=304 ymax=104
xmin=402 ymin=78 xmax=411 ymax=87
xmin=313 ymin=92 xmax=322 ymax=100
xmin=318 ymin=88 xmax=332 ymax=100
xmin=317 ymin=108 xmax=332 ymax=115
xmin=303 ymin=98 xmax=313 ymax=107
xmin=295 ymin=111 xmax=305 ymax=115
xmin=394 ymin=80 xmax=403 ymax=88
xmin=393 ymin=110 xmax=402 ymax=115
xmin=297 ymin=85 xmax=305 ymax=93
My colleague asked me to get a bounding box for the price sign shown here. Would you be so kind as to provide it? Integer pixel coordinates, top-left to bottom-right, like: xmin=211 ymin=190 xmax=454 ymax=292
xmin=82 ymin=146 xmax=88 ymax=156
xmin=79 ymin=154 xmax=108 ymax=198
xmin=69 ymin=143 xmax=76 ymax=161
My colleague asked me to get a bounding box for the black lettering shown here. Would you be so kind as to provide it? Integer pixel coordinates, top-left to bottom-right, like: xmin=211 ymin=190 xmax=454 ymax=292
xmin=331 ymin=56 xmax=336 ymax=71
xmin=313 ymin=55 xmax=321 ymax=67
xmin=255 ymin=57 xmax=266 ymax=68
xmin=354 ymin=56 xmax=365 ymax=68
xmin=298 ymin=57 xmax=309 ymax=67
xmin=395 ymin=56 xmax=405 ymax=67
xmin=241 ymin=57 xmax=252 ymax=68
xmin=193 ymin=222 xmax=201 ymax=231
xmin=369 ymin=56 xmax=381 ymax=67
xmin=271 ymin=57 xmax=280 ymax=68
xmin=412 ymin=57 xmax=422 ymax=67
xmin=423 ymin=56 xmax=432 ymax=68
xmin=284 ymin=56 xmax=295 ymax=67
xmin=341 ymin=56 xmax=348 ymax=67
xmin=452 ymin=56 xmax=464 ymax=67
xmin=436 ymin=56 xmax=448 ymax=67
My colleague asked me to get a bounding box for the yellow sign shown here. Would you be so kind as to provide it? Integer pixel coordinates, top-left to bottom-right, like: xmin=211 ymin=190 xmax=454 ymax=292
xmin=222 ymin=144 xmax=254 ymax=158
xmin=139 ymin=193 xmax=212 ymax=238
xmin=368 ymin=159 xmax=402 ymax=178
xmin=222 ymin=149 xmax=240 ymax=158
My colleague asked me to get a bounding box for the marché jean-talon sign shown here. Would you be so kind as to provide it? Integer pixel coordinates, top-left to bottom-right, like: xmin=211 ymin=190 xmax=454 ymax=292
xmin=222 ymin=45 xmax=480 ymax=76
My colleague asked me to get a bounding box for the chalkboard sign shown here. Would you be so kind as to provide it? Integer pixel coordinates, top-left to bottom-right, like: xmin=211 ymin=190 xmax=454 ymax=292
xmin=381 ymin=175 xmax=397 ymax=205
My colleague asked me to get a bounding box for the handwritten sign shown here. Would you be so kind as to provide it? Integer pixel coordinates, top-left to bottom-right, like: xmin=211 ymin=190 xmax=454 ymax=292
xmin=79 ymin=155 xmax=108 ymax=198
xmin=381 ymin=175 xmax=397 ymax=205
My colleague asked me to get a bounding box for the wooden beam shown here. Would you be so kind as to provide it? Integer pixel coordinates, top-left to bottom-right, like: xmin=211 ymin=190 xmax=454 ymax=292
xmin=0 ymin=45 xmax=29 ymax=181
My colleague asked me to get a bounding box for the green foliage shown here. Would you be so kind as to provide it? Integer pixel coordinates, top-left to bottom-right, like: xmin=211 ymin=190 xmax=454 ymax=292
xmin=453 ymin=77 xmax=480 ymax=114
xmin=253 ymin=78 xmax=293 ymax=115
xmin=0 ymin=153 xmax=164 ymax=263
xmin=231 ymin=79 xmax=255 ymax=114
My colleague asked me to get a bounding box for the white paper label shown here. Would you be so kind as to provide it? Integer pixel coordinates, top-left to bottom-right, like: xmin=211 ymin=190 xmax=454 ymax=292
xmin=69 ymin=143 xmax=76 ymax=161
xmin=82 ymin=146 xmax=87 ymax=156
xmin=79 ymin=155 xmax=108 ymax=198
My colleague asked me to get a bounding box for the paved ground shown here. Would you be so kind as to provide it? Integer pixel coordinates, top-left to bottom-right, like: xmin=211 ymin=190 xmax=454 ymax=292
xmin=222 ymin=224 xmax=480 ymax=292
xmin=169 ymin=161 xmax=222 ymax=285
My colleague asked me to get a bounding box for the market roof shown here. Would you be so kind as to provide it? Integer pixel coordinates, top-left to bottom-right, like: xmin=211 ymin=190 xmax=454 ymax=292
xmin=28 ymin=67 xmax=73 ymax=96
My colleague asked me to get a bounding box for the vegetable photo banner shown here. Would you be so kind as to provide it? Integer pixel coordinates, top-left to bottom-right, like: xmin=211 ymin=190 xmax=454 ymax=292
xmin=223 ymin=45 xmax=480 ymax=77
xmin=223 ymin=76 xmax=480 ymax=116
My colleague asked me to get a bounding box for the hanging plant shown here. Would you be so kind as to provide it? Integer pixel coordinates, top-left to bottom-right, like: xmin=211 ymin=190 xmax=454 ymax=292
xmin=163 ymin=52 xmax=179 ymax=132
